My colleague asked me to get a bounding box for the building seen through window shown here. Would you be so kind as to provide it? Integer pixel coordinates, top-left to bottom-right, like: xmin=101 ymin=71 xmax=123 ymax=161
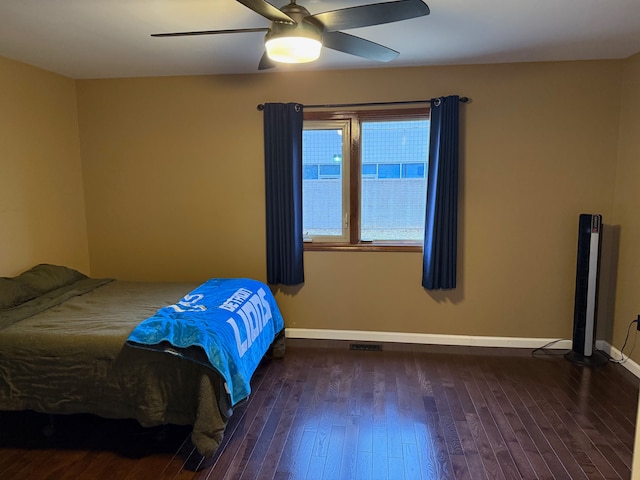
xmin=302 ymin=109 xmax=429 ymax=247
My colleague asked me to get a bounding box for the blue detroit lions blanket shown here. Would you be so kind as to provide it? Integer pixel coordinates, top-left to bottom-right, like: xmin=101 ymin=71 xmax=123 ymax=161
xmin=126 ymin=278 xmax=284 ymax=405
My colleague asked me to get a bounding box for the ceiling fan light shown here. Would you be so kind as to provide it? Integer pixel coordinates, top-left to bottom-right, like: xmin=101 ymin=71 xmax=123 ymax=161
xmin=265 ymin=36 xmax=322 ymax=64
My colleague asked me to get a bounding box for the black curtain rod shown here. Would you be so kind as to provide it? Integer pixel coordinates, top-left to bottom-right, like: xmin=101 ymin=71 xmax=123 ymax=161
xmin=256 ymin=97 xmax=469 ymax=111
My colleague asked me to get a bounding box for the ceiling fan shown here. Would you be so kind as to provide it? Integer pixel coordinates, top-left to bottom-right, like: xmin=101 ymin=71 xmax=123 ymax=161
xmin=151 ymin=0 xmax=430 ymax=70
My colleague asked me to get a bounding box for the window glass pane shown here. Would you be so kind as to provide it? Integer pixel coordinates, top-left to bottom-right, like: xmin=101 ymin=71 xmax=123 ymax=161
xmin=302 ymin=128 xmax=344 ymax=237
xmin=361 ymin=119 xmax=429 ymax=241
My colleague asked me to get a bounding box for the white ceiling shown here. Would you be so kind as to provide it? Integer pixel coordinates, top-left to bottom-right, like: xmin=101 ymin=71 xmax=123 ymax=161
xmin=0 ymin=0 xmax=639 ymax=79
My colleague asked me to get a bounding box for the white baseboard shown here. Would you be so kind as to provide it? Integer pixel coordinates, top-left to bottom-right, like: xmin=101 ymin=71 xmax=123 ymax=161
xmin=597 ymin=340 xmax=640 ymax=378
xmin=285 ymin=328 xmax=640 ymax=378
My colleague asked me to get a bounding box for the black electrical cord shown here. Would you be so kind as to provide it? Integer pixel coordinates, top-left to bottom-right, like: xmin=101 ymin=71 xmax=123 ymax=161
xmin=532 ymin=318 xmax=639 ymax=363
xmin=531 ymin=338 xmax=570 ymax=359
xmin=609 ymin=318 xmax=638 ymax=364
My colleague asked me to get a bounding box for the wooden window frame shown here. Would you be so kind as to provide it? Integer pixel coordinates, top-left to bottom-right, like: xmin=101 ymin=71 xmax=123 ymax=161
xmin=303 ymin=107 xmax=429 ymax=252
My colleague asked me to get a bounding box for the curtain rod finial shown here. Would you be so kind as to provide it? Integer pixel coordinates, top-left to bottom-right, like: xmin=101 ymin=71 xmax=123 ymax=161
xmin=257 ymin=104 xmax=265 ymax=111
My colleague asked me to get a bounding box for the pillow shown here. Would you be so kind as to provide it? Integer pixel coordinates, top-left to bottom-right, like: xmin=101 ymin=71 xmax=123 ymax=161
xmin=13 ymin=263 xmax=88 ymax=295
xmin=0 ymin=278 xmax=39 ymax=309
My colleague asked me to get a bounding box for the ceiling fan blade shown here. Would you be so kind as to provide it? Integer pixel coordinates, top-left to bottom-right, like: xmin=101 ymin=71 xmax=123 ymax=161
xmin=151 ymin=27 xmax=268 ymax=37
xmin=322 ymin=31 xmax=399 ymax=62
xmin=311 ymin=0 xmax=429 ymax=32
xmin=236 ymin=0 xmax=295 ymax=24
xmin=258 ymin=52 xmax=277 ymax=70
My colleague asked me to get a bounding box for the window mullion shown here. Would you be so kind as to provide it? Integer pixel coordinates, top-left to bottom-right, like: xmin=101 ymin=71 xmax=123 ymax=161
xmin=349 ymin=116 xmax=361 ymax=245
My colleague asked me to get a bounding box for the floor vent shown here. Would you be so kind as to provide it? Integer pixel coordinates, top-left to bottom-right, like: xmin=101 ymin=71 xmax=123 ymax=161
xmin=349 ymin=343 xmax=383 ymax=352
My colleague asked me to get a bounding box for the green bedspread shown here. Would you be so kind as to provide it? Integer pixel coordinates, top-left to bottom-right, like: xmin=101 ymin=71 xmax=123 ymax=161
xmin=0 ymin=278 xmax=230 ymax=458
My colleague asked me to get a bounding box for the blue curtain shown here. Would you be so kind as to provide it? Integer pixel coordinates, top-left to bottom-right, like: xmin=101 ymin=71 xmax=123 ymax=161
xmin=263 ymin=103 xmax=305 ymax=285
xmin=422 ymin=96 xmax=460 ymax=290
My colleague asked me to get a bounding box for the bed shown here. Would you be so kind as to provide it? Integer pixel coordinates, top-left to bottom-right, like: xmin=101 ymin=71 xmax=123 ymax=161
xmin=0 ymin=264 xmax=285 ymax=466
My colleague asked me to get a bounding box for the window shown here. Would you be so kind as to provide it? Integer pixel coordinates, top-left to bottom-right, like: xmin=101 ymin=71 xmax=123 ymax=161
xmin=402 ymin=162 xmax=425 ymax=179
xmin=377 ymin=163 xmax=401 ymax=179
xmin=318 ymin=164 xmax=341 ymax=179
xmin=303 ymin=164 xmax=318 ymax=180
xmin=362 ymin=163 xmax=377 ymax=178
xmin=302 ymin=108 xmax=429 ymax=250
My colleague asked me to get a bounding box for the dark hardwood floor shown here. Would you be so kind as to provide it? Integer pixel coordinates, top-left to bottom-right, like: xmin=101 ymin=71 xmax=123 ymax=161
xmin=0 ymin=339 xmax=637 ymax=479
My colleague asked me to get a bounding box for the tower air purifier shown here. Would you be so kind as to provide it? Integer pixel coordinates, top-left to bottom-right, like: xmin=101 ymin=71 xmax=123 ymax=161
xmin=565 ymin=214 xmax=607 ymax=366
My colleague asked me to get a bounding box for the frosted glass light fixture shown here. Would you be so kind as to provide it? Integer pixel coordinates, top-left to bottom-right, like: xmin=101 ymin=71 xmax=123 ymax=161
xmin=265 ymin=36 xmax=321 ymax=63
xmin=265 ymin=21 xmax=322 ymax=64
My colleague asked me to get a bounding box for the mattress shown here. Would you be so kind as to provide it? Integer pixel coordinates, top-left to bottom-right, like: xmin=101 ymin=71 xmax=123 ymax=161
xmin=0 ymin=268 xmax=283 ymax=459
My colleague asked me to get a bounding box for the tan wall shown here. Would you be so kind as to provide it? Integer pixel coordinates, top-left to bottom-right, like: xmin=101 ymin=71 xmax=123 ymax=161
xmin=76 ymin=60 xmax=623 ymax=341
xmin=613 ymin=52 xmax=640 ymax=364
xmin=0 ymin=57 xmax=89 ymax=277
